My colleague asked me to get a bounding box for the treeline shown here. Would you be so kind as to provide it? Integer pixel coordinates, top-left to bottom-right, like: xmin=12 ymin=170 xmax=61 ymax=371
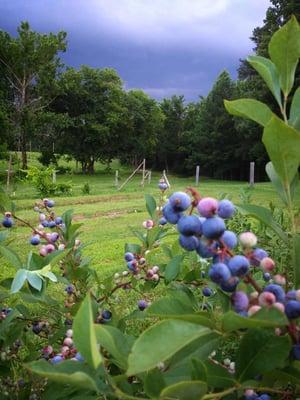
xmin=0 ymin=0 xmax=299 ymax=179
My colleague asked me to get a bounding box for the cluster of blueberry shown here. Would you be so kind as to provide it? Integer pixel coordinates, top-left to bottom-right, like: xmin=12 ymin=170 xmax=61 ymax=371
xmin=244 ymin=389 xmax=270 ymax=400
xmin=124 ymin=252 xmax=160 ymax=281
xmin=0 ymin=307 xmax=12 ymax=321
xmin=41 ymin=329 xmax=84 ymax=364
xmin=1 ymin=212 xmax=13 ymax=228
xmin=163 ymin=192 xmax=300 ymax=360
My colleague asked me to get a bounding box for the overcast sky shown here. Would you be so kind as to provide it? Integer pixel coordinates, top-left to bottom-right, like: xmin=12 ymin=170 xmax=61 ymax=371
xmin=0 ymin=0 xmax=271 ymax=101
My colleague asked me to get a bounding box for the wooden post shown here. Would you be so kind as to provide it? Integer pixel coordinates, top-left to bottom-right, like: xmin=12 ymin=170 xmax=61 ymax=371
xmin=6 ymin=154 xmax=12 ymax=190
xmin=249 ymin=162 xmax=255 ymax=187
xmin=148 ymin=170 xmax=152 ymax=184
xmin=52 ymin=142 xmax=55 ymax=153
xmin=195 ymin=165 xmax=200 ymax=185
xmin=115 ymin=170 xmax=119 ymax=188
xmin=117 ymin=160 xmax=144 ymax=191
xmin=163 ymin=170 xmax=171 ymax=188
xmin=141 ymin=159 xmax=146 ymax=187
xmin=52 ymin=170 xmax=57 ymax=183
xmin=29 ymin=141 xmax=32 ymax=153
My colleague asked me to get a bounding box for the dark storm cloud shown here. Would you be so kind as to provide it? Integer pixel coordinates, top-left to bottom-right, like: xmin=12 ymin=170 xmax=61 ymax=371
xmin=0 ymin=0 xmax=270 ymax=100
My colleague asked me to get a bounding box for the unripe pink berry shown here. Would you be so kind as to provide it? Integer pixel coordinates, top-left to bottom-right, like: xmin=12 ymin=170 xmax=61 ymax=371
xmin=258 ymin=292 xmax=276 ymax=307
xmin=63 ymin=337 xmax=73 ymax=347
xmin=39 ymin=213 xmax=46 ymax=222
xmin=273 ymin=274 xmax=286 ymax=286
xmin=239 ymin=232 xmax=257 ymax=248
xmin=66 ymin=329 xmax=73 ymax=338
xmin=152 ymin=266 xmax=160 ymax=273
xmin=138 ymin=257 xmax=146 ymax=265
xmin=244 ymin=390 xmax=256 ymax=397
xmin=4 ymin=212 xmax=12 ymax=218
xmin=46 ymin=244 xmax=55 ymax=253
xmin=142 ymin=220 xmax=154 ymax=229
xmin=75 ymin=239 xmax=81 ymax=246
xmin=42 ymin=345 xmax=53 ymax=354
xmin=248 ymin=305 xmax=261 ymax=316
xmin=197 ymin=197 xmax=218 ymax=218
xmin=275 ymin=328 xmax=282 ymax=336
xmin=260 ymin=257 xmax=275 ymax=272
xmin=146 ymin=269 xmax=154 ymax=278
xmin=250 ymin=291 xmax=259 ymax=300
xmin=58 ymin=244 xmax=65 ymax=250
xmin=38 ymin=224 xmax=44 ymax=229
xmin=61 ymin=345 xmax=70 ymax=354
xmin=39 ymin=246 xmax=47 ymax=257
xmin=46 ymin=233 xmax=52 ymax=241
xmin=152 ymin=274 xmax=159 ymax=281
xmin=273 ymin=302 xmax=285 ymax=313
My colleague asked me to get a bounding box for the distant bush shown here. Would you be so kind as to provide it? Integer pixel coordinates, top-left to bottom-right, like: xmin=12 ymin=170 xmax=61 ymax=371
xmin=81 ymin=182 xmax=91 ymax=195
xmin=25 ymin=166 xmax=72 ymax=197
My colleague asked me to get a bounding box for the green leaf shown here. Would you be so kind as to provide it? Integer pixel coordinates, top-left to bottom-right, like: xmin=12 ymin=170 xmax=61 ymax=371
xmin=266 ymin=161 xmax=299 ymax=205
xmin=147 ymin=226 xmax=161 ymax=248
xmin=222 ymin=308 xmax=289 ymax=332
xmin=26 ymin=271 xmax=43 ymax=291
xmin=224 ymin=98 xmax=273 ymax=127
xmin=165 ymin=255 xmax=184 ymax=283
xmin=263 ymin=115 xmax=300 ymax=186
xmin=236 ymin=329 xmax=291 ymax=382
xmin=268 ymin=15 xmax=300 ymax=96
xmin=289 ymin=87 xmax=300 ymax=129
xmin=127 ymin=320 xmax=213 ymax=375
xmin=144 ymin=368 xmax=166 ymax=398
xmin=247 ymin=55 xmax=282 ymax=106
xmin=196 ymin=360 xmax=236 ymax=389
xmin=10 ymin=269 xmax=27 ymax=293
xmin=190 ymin=358 xmax=207 ymax=381
xmin=73 ymin=294 xmax=102 ymax=370
xmin=265 ymin=362 xmax=300 ymax=385
xmin=0 ymin=245 xmax=23 ymax=269
xmin=160 ymin=381 xmax=207 ymax=400
xmin=94 ymin=324 xmax=131 ymax=370
xmin=26 ymin=360 xmax=99 ymax=392
xmin=237 ymin=203 xmax=288 ymax=244
xmin=145 ymin=194 xmax=157 ymax=219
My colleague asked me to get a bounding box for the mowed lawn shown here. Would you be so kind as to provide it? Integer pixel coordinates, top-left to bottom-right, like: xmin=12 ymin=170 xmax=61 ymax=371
xmin=1 ymin=154 xmax=298 ymax=282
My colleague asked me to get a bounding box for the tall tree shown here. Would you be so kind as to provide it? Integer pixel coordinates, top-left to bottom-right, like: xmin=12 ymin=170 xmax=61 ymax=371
xmin=0 ymin=22 xmax=67 ymax=168
xmin=53 ymin=66 xmax=126 ymax=174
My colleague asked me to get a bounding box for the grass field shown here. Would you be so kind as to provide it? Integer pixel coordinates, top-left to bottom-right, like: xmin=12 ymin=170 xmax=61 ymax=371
xmin=1 ymin=152 xmax=298 ymax=282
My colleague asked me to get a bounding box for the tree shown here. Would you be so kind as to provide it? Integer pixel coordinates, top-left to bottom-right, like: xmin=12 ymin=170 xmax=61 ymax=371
xmin=0 ymin=22 xmax=67 ymax=168
xmin=53 ymin=66 xmax=126 ymax=174
xmin=120 ymin=90 xmax=164 ymax=166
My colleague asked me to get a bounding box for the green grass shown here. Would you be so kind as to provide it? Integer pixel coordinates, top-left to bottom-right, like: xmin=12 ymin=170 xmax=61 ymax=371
xmin=1 ymin=152 xmax=299 ymax=281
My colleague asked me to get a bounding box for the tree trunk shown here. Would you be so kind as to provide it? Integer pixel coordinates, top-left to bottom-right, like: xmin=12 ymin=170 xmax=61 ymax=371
xmin=87 ymin=159 xmax=95 ymax=175
xmin=20 ymin=128 xmax=27 ymax=170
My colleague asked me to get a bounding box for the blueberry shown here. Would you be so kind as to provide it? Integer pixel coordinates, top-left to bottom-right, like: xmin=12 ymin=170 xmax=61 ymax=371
xmin=179 ymin=234 xmax=199 ymax=251
xmin=47 ymin=200 xmax=55 ymax=208
xmin=250 ymin=248 xmax=268 ymax=267
xmin=197 ymin=197 xmax=218 ymax=218
xmin=258 ymin=395 xmax=271 ymax=400
xmin=208 ymin=263 xmax=231 ymax=284
xmin=263 ymin=272 xmax=271 ymax=282
xmin=220 ymin=277 xmax=239 ymax=292
xmin=291 ymin=344 xmax=300 ymax=360
xmin=65 ymin=285 xmax=75 ymax=295
xmin=220 ymin=230 xmax=237 ymax=249
xmin=102 ymin=310 xmax=112 ymax=320
xmin=41 ymin=220 xmax=49 ymax=228
xmin=285 ymin=300 xmax=300 ymax=319
xmin=127 ymin=260 xmax=138 ymax=271
xmin=75 ymin=352 xmax=84 ymax=362
xmin=138 ymin=300 xmax=148 ymax=310
xmin=168 ymin=192 xmax=191 ymax=212
xmin=158 ymin=182 xmax=168 ymax=190
xmin=48 ymin=220 xmax=56 ymax=228
xmin=228 ymin=255 xmax=250 ymax=277
xmin=231 ymin=291 xmax=249 ymax=312
xmin=30 ymin=235 xmax=40 ymax=246
xmin=55 ymin=217 xmax=63 ymax=225
xmin=162 ymin=203 xmax=182 ymax=224
xmin=159 ymin=217 xmax=167 ymax=225
xmin=202 ymin=217 xmax=226 ymax=239
xmin=217 ymin=199 xmax=235 ymax=219
xmin=32 ymin=323 xmax=42 ymax=335
xmin=286 ymin=290 xmax=297 ymax=300
xmin=124 ymin=252 xmax=134 ymax=262
xmin=177 ymin=215 xmax=202 ymax=236
xmin=2 ymin=218 xmax=13 ymax=228
xmin=264 ymin=284 xmax=285 ymax=303
xmin=196 ymin=240 xmax=215 ymax=258
xmin=51 ymin=355 xmax=64 ymax=364
xmin=202 ymin=287 xmax=212 ymax=297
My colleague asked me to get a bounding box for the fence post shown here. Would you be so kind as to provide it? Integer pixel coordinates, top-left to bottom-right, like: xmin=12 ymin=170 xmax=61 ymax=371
xmin=52 ymin=170 xmax=57 ymax=183
xmin=115 ymin=170 xmax=119 ymax=188
xmin=148 ymin=170 xmax=152 ymax=184
xmin=6 ymin=154 xmax=12 ymax=190
xmin=249 ymin=162 xmax=255 ymax=187
xmin=195 ymin=165 xmax=200 ymax=185
xmin=141 ymin=159 xmax=146 ymax=187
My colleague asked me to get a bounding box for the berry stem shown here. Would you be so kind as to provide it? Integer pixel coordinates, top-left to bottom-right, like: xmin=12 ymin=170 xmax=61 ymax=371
xmin=243 ymin=273 xmax=262 ymax=293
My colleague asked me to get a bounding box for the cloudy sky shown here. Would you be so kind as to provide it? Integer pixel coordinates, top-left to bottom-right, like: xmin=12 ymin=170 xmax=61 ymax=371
xmin=0 ymin=0 xmax=271 ymax=101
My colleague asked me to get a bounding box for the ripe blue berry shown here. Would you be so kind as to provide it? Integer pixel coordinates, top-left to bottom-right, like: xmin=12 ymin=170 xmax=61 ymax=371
xmin=158 ymin=182 xmax=168 ymax=190
xmin=231 ymin=291 xmax=249 ymax=312
xmin=228 ymin=255 xmax=250 ymax=277
xmin=291 ymin=344 xmax=300 ymax=360
xmin=217 ymin=199 xmax=235 ymax=219
xmin=51 ymin=355 xmax=64 ymax=364
xmin=30 ymin=235 xmax=40 ymax=246
xmin=179 ymin=234 xmax=199 ymax=251
xmin=75 ymin=352 xmax=84 ymax=362
xmin=48 ymin=220 xmax=56 ymax=228
xmin=162 ymin=203 xmax=182 ymax=224
xmin=65 ymin=285 xmax=75 ymax=295
xmin=138 ymin=300 xmax=148 ymax=310
xmin=264 ymin=284 xmax=285 ymax=303
xmin=168 ymin=192 xmax=191 ymax=212
xmin=258 ymin=395 xmax=271 ymax=400
xmin=286 ymin=290 xmax=297 ymax=300
xmin=102 ymin=310 xmax=112 ymax=320
xmin=159 ymin=217 xmax=167 ymax=225
xmin=127 ymin=260 xmax=138 ymax=271
xmin=55 ymin=217 xmax=63 ymax=225
xmin=41 ymin=220 xmax=49 ymax=228
xmin=202 ymin=217 xmax=226 ymax=239
xmin=220 ymin=230 xmax=237 ymax=249
xmin=47 ymin=200 xmax=55 ymax=208
xmin=202 ymin=287 xmax=212 ymax=297
xmin=177 ymin=215 xmax=202 ymax=236
xmin=263 ymin=272 xmax=271 ymax=282
xmin=2 ymin=217 xmax=13 ymax=228
xmin=196 ymin=240 xmax=215 ymax=258
xmin=220 ymin=277 xmax=239 ymax=292
xmin=208 ymin=263 xmax=231 ymax=284
xmin=250 ymin=248 xmax=268 ymax=266
xmin=124 ymin=252 xmax=134 ymax=262
xmin=285 ymin=300 xmax=300 ymax=319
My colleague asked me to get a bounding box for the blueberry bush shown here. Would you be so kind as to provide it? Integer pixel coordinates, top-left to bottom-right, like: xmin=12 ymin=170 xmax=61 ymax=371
xmin=0 ymin=17 xmax=300 ymax=400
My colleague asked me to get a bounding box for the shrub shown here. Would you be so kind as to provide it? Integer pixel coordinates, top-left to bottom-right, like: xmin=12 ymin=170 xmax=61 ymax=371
xmin=81 ymin=182 xmax=91 ymax=195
